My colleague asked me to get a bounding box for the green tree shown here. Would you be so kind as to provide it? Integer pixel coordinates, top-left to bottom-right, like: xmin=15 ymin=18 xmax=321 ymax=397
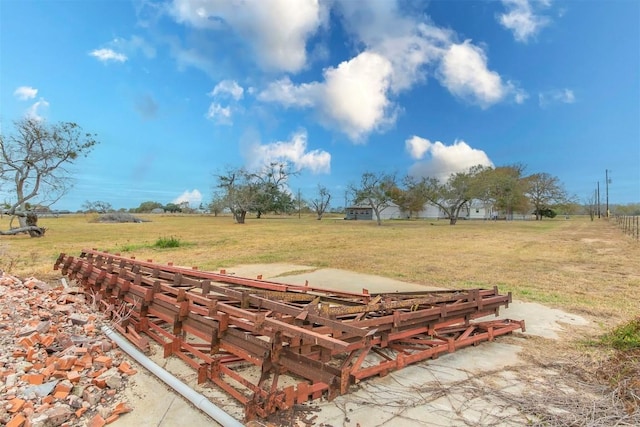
xmin=390 ymin=176 xmax=430 ymax=219
xmin=350 ymin=172 xmax=396 ymax=226
xmin=524 ymin=173 xmax=568 ymax=220
xmin=0 ymin=117 xmax=98 ymax=237
xmin=476 ymin=165 xmax=529 ymax=219
xmin=134 ymin=201 xmax=163 ymax=213
xmin=252 ymin=163 xmax=297 ymax=217
xmin=216 ymin=163 xmax=297 ymax=223
xmin=423 ymin=165 xmax=486 ymax=225
xmin=164 ymin=203 xmax=182 ymax=213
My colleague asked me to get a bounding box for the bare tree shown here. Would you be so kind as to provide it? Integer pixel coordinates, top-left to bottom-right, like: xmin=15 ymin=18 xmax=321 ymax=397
xmin=310 ymin=185 xmax=331 ymax=220
xmin=350 ymin=172 xmax=396 ymax=226
xmin=525 ymin=173 xmax=568 ymax=220
xmin=0 ymin=118 xmax=98 ymax=236
xmin=216 ymin=167 xmax=257 ymax=224
xmin=82 ymin=200 xmax=112 ymax=213
xmin=208 ymin=191 xmax=226 ymax=216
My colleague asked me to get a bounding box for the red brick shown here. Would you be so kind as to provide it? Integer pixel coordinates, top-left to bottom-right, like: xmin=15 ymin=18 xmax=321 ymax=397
xmin=6 ymin=413 xmax=26 ymax=427
xmin=23 ymin=373 xmax=45 ymax=385
xmin=116 ymin=361 xmax=130 ymax=373
xmin=92 ymin=377 xmax=107 ymax=389
xmin=12 ymin=349 xmax=27 ymax=358
xmin=8 ymin=397 xmax=25 ymax=413
xmin=36 ymin=403 xmax=52 ymax=413
xmin=52 ymin=370 xmax=67 ymax=378
xmin=53 ymin=390 xmax=69 ymax=399
xmin=112 ymin=402 xmax=132 ymax=415
xmin=87 ymin=414 xmax=106 ymax=427
xmin=40 ymin=334 xmax=55 ymax=347
xmin=41 ymin=363 xmax=56 ymax=378
xmin=54 ymin=382 xmax=72 ymax=398
xmin=67 ymin=371 xmax=81 ymax=383
xmin=94 ymin=355 xmax=112 ymax=368
xmin=55 ymin=355 xmax=78 ymax=371
xmin=78 ymin=353 xmax=93 ymax=368
xmin=105 ymin=414 xmax=120 ymax=424
xmin=90 ymin=367 xmax=107 ymax=378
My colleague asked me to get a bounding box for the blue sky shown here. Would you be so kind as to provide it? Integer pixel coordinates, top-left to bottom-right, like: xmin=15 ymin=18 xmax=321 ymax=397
xmin=1 ymin=0 xmax=638 ymax=211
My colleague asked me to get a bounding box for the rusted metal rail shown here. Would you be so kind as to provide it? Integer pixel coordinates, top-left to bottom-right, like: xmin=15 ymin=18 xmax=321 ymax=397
xmin=54 ymin=249 xmax=525 ymax=421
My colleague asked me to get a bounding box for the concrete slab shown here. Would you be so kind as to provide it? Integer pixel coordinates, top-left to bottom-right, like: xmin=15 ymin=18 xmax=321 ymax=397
xmin=110 ymin=264 xmax=593 ymax=427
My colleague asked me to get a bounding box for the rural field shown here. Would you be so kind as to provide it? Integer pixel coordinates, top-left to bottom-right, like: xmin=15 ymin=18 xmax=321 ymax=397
xmin=1 ymin=213 xmax=639 ymax=424
xmin=1 ymin=213 xmax=637 ymax=328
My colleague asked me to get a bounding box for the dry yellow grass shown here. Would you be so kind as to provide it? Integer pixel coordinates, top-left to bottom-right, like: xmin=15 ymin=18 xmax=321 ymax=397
xmin=1 ymin=213 xmax=638 ymax=327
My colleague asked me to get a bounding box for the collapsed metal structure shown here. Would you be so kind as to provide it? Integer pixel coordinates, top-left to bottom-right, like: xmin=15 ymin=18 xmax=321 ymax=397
xmin=55 ymin=249 xmax=525 ymax=420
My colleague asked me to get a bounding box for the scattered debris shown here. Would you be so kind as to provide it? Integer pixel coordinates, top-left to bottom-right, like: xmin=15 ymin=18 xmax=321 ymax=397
xmin=0 ymin=273 xmax=134 ymax=427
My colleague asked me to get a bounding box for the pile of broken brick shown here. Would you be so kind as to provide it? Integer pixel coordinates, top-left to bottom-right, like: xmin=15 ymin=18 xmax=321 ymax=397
xmin=0 ymin=272 xmax=137 ymax=427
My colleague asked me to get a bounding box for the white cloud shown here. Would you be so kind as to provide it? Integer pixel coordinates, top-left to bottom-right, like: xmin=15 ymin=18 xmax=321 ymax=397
xmin=206 ymin=80 xmax=245 ymax=124
xmin=538 ymin=88 xmax=575 ymax=107
xmin=14 ymin=86 xmax=38 ymax=100
xmin=406 ymin=136 xmax=432 ymax=160
xmin=170 ymin=0 xmax=326 ymax=72
xmin=245 ymin=130 xmax=331 ymax=174
xmin=438 ymin=41 xmax=523 ymax=108
xmin=206 ymin=103 xmax=233 ymax=125
xmin=335 ymin=1 xmax=451 ymax=93
xmin=112 ymin=35 xmax=157 ymax=59
xmin=259 ymin=51 xmax=396 ymax=141
xmin=319 ymin=52 xmax=395 ymax=140
xmin=210 ymin=80 xmax=244 ymax=100
xmin=26 ymin=98 xmax=50 ymax=121
xmin=90 ymin=48 xmax=128 ymax=63
xmin=258 ymin=77 xmax=318 ymax=108
xmin=172 ymin=189 xmax=203 ymax=207
xmin=406 ymin=136 xmax=493 ymax=181
xmin=257 ymin=2 xmax=523 ymax=141
xmin=498 ymin=0 xmax=551 ymax=43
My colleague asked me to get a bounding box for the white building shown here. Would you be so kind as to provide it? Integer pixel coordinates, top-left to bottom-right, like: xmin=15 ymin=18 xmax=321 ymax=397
xmin=346 ymin=200 xmax=498 ymax=221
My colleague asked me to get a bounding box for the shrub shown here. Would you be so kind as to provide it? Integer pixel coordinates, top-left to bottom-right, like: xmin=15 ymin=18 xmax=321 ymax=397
xmin=154 ymin=236 xmax=181 ymax=248
xmin=601 ymin=317 xmax=640 ymax=351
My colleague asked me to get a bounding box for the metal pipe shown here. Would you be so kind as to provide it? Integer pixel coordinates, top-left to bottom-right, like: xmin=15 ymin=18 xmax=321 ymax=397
xmin=101 ymin=325 xmax=243 ymax=427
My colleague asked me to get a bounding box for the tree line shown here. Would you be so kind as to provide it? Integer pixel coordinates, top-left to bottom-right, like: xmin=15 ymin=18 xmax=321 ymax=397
xmin=212 ymin=163 xmax=572 ymax=225
xmin=0 ymin=116 xmax=591 ymax=237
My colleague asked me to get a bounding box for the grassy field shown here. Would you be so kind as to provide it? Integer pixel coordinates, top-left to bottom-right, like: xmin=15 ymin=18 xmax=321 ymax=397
xmin=1 ymin=213 xmax=638 ymax=328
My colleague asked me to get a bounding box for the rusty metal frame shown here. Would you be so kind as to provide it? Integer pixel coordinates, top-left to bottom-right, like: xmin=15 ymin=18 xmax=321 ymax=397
xmin=54 ymin=249 xmax=524 ymax=420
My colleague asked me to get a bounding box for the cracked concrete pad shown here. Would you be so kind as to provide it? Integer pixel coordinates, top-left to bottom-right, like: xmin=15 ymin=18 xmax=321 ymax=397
xmin=494 ymin=301 xmax=590 ymax=339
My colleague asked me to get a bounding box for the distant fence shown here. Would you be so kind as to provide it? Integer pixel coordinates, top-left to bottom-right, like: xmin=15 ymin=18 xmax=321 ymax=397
xmin=615 ymin=215 xmax=640 ymax=241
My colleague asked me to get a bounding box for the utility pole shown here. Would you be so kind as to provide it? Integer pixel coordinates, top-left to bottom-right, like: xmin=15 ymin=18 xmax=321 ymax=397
xmin=605 ymin=169 xmax=611 ymax=218
xmin=298 ymin=189 xmax=301 ymax=219
xmin=597 ymin=181 xmax=601 ymax=218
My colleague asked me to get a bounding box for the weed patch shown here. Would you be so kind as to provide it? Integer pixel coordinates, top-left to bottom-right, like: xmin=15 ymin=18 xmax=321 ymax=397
xmin=153 ymin=236 xmax=182 ymax=249
xmin=601 ymin=317 xmax=640 ymax=351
